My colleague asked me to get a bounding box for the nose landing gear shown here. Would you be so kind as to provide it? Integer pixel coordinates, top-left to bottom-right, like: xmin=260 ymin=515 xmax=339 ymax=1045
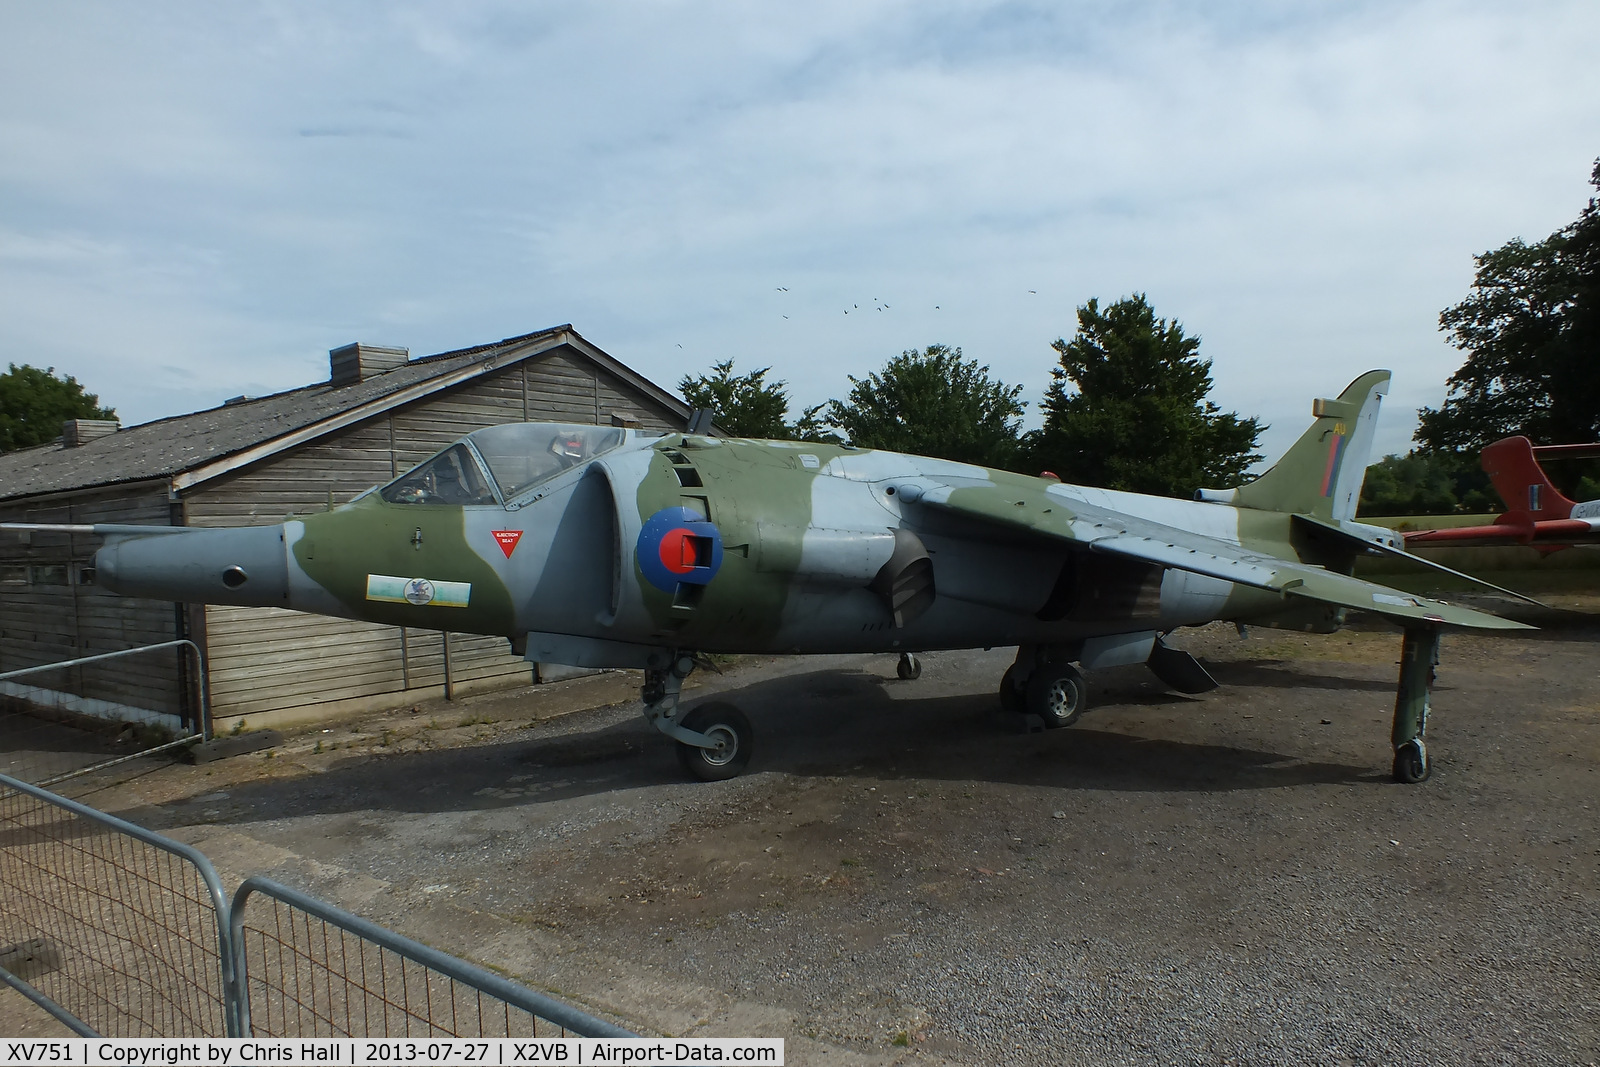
xmin=641 ymin=652 xmax=755 ymax=782
xmin=676 ymin=702 xmax=753 ymax=781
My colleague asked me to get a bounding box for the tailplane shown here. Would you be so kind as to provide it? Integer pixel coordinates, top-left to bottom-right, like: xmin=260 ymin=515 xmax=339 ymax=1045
xmin=1197 ymin=370 xmax=1390 ymax=521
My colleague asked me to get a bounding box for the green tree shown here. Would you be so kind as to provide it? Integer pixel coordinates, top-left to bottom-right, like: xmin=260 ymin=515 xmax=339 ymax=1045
xmin=678 ymin=359 xmax=827 ymax=440
xmin=1357 ymin=452 xmax=1496 ymax=517
xmin=1026 ymin=295 xmax=1261 ymax=496
xmin=825 ymin=344 xmax=1025 ymax=467
xmin=1416 ymin=158 xmax=1600 ymax=453
xmin=0 ymin=364 xmax=116 ymax=452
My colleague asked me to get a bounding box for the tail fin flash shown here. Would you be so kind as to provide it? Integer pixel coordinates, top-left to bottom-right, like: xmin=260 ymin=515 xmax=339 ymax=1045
xmin=1481 ymin=436 xmax=1576 ymax=521
xmin=1198 ymin=370 xmax=1390 ymax=521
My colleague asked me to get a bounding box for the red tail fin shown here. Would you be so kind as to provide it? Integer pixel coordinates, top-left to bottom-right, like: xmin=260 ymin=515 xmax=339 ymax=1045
xmin=1481 ymin=436 xmax=1576 ymax=521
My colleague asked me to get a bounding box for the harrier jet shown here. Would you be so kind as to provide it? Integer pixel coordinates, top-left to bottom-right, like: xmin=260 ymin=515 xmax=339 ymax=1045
xmin=9 ymin=371 xmax=1530 ymax=784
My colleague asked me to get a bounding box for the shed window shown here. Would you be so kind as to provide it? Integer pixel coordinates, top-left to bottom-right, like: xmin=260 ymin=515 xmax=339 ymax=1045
xmin=380 ymin=444 xmax=499 ymax=506
xmin=29 ymin=564 xmax=68 ymax=586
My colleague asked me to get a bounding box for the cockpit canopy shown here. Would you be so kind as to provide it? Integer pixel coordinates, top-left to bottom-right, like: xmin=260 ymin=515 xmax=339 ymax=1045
xmin=380 ymin=424 xmax=625 ymax=506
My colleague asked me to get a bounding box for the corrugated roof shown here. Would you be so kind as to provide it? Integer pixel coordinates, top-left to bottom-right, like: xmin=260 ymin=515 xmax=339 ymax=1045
xmin=0 ymin=325 xmax=685 ymax=502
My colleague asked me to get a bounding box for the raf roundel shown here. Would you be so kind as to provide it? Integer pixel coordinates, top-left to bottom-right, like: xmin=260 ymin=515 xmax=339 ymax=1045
xmin=636 ymin=507 xmax=724 ymax=594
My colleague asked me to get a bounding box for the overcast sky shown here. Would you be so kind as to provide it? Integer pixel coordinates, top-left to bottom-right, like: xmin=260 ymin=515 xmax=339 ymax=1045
xmin=2 ymin=1 xmax=1597 ymax=464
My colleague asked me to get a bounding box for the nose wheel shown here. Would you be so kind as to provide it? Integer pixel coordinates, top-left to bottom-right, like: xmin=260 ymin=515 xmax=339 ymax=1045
xmin=675 ymin=702 xmax=753 ymax=781
xmin=641 ymin=653 xmax=756 ymax=781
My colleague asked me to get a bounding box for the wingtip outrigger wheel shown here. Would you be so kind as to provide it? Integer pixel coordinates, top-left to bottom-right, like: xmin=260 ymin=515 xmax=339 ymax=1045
xmin=1391 ymin=626 xmax=1440 ymax=784
xmin=1393 ymin=738 xmax=1430 ymax=784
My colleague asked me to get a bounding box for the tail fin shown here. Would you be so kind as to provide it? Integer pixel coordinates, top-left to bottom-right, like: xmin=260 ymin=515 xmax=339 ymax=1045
xmin=1197 ymin=370 xmax=1390 ymax=521
xmin=1481 ymin=436 xmax=1576 ymax=520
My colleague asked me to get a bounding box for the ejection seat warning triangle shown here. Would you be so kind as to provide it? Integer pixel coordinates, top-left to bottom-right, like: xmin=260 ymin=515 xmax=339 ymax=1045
xmin=492 ymin=530 xmax=523 ymax=557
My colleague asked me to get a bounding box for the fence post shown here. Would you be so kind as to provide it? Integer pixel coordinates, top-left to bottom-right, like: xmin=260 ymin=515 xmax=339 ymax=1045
xmin=443 ymin=631 xmax=455 ymax=701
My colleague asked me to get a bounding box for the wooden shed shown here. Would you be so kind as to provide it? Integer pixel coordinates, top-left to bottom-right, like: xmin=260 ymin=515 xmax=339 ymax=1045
xmin=0 ymin=326 xmax=690 ymax=733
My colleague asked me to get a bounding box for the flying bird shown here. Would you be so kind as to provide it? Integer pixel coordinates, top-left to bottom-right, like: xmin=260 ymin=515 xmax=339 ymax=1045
xmin=776 ymin=287 xmax=788 ymax=292
xmin=1028 ymin=290 xmax=1037 ymax=294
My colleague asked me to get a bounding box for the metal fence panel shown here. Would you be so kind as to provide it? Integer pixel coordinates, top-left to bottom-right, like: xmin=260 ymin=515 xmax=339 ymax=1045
xmin=233 ymin=878 xmax=633 ymax=1039
xmin=0 ymin=772 xmax=239 ymax=1037
xmin=0 ymin=640 xmax=209 ymax=788
xmin=0 ymin=776 xmax=635 ymax=1041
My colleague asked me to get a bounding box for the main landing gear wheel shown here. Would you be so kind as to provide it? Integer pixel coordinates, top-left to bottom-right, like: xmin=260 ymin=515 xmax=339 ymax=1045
xmin=998 ymin=666 xmax=1025 ymax=713
xmin=896 ymin=652 xmax=922 ymax=680
xmin=676 ymin=702 xmax=753 ymax=782
xmin=1392 ymin=739 xmax=1431 ymax=784
xmin=1027 ymin=663 xmax=1086 ymax=729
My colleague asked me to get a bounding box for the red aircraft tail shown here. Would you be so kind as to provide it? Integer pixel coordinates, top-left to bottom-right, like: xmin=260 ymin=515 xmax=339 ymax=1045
xmin=1481 ymin=436 xmax=1576 ymax=522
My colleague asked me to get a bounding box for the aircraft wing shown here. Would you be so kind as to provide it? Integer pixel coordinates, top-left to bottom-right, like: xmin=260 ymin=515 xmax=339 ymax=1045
xmin=1291 ymin=514 xmax=1545 ymax=606
xmin=905 ymin=479 xmax=1533 ymax=631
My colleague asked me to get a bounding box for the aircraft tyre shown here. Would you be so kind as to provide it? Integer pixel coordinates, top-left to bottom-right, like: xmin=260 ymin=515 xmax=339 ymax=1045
xmin=1027 ymin=663 xmax=1086 ymax=728
xmin=897 ymin=653 xmax=922 ymax=680
xmin=1392 ymin=739 xmax=1430 ymax=784
xmin=998 ymin=667 xmax=1025 ymax=713
xmin=676 ymin=702 xmax=753 ymax=782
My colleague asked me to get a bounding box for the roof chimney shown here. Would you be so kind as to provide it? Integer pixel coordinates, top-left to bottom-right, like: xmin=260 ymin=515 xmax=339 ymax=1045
xmin=330 ymin=343 xmax=409 ymax=386
xmin=61 ymin=419 xmax=120 ymax=448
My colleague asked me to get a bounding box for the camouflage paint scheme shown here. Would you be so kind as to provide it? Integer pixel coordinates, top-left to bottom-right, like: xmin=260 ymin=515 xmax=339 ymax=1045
xmin=57 ymin=370 xmax=1533 ymax=781
xmin=88 ymin=367 xmax=1531 ymax=663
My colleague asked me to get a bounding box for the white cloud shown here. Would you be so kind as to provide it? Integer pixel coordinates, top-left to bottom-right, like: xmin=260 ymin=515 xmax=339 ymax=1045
xmin=0 ymin=0 xmax=1596 ymax=470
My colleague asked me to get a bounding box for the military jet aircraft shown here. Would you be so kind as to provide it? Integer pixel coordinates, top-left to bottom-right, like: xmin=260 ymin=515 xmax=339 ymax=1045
xmin=6 ymin=370 xmax=1531 ymax=784
xmin=1405 ymin=435 xmax=1600 ymax=548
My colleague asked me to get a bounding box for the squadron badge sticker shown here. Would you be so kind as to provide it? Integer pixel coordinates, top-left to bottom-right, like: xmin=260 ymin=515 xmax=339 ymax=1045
xmin=636 ymin=506 xmax=724 ymax=593
xmin=366 ymin=574 xmax=472 ymax=608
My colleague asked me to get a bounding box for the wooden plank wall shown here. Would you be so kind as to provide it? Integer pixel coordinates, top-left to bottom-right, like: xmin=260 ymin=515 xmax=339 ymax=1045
xmin=184 ymin=346 xmax=684 ymax=724
xmin=203 ymin=608 xmax=405 ymax=720
xmin=0 ymin=486 xmax=186 ymax=721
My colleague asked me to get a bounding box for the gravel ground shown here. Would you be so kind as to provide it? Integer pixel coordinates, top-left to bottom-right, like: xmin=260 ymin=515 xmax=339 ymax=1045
xmin=4 ymin=599 xmax=1597 ymax=1063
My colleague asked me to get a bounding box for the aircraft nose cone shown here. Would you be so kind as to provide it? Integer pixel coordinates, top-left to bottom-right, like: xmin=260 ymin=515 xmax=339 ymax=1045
xmin=96 ymin=524 xmax=290 ymax=606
